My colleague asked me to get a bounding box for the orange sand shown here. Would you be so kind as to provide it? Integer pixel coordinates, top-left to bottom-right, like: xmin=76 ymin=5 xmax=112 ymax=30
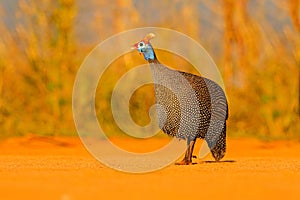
xmin=0 ymin=136 xmax=299 ymax=200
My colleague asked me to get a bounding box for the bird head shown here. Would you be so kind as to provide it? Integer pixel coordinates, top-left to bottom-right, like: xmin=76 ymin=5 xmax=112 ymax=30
xmin=132 ymin=33 xmax=156 ymax=61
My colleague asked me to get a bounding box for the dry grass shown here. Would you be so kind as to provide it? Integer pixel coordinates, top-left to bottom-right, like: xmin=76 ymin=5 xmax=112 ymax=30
xmin=0 ymin=0 xmax=299 ymax=139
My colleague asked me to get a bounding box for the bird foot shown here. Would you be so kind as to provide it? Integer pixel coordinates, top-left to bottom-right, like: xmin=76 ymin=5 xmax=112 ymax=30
xmin=175 ymin=159 xmax=192 ymax=165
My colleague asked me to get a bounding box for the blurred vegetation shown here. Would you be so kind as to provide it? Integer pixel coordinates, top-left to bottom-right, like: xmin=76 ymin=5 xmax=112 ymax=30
xmin=0 ymin=0 xmax=299 ymax=140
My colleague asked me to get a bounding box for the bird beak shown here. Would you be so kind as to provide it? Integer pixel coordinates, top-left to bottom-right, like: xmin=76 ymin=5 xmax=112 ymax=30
xmin=131 ymin=43 xmax=142 ymax=55
xmin=131 ymin=43 xmax=138 ymax=50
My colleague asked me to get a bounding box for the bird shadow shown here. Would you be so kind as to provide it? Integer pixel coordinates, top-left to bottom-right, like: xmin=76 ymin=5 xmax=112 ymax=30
xmin=200 ymin=160 xmax=236 ymax=164
xmin=175 ymin=160 xmax=236 ymax=165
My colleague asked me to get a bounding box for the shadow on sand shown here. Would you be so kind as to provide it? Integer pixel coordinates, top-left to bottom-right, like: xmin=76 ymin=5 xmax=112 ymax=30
xmin=200 ymin=160 xmax=236 ymax=164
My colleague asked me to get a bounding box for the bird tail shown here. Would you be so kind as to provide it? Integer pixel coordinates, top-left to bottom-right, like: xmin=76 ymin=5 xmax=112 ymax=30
xmin=205 ymin=121 xmax=226 ymax=161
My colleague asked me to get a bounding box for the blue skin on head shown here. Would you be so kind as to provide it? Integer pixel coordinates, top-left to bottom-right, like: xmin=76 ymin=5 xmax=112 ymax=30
xmin=137 ymin=41 xmax=155 ymax=61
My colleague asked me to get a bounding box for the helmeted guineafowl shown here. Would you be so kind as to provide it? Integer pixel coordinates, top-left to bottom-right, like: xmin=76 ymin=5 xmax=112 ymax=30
xmin=132 ymin=33 xmax=228 ymax=165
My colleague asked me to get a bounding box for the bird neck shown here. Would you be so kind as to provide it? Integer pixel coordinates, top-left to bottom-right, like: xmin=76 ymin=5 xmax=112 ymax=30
xmin=145 ymin=45 xmax=159 ymax=64
xmin=141 ymin=44 xmax=156 ymax=61
xmin=148 ymin=57 xmax=168 ymax=78
xmin=148 ymin=57 xmax=160 ymax=64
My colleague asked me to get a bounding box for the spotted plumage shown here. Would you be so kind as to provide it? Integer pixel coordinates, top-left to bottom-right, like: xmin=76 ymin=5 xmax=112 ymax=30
xmin=133 ymin=33 xmax=228 ymax=165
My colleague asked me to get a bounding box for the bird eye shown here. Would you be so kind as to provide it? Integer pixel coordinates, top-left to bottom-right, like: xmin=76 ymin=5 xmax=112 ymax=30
xmin=139 ymin=42 xmax=144 ymax=47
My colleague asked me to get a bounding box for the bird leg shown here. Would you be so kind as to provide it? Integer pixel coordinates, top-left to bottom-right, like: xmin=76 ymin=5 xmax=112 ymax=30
xmin=175 ymin=139 xmax=196 ymax=165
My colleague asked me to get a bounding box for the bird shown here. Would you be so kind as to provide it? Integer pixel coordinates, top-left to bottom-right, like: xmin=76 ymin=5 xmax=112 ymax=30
xmin=132 ymin=33 xmax=228 ymax=165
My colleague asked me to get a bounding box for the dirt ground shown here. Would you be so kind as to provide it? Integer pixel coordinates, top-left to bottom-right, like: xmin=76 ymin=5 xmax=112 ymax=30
xmin=0 ymin=136 xmax=299 ymax=200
